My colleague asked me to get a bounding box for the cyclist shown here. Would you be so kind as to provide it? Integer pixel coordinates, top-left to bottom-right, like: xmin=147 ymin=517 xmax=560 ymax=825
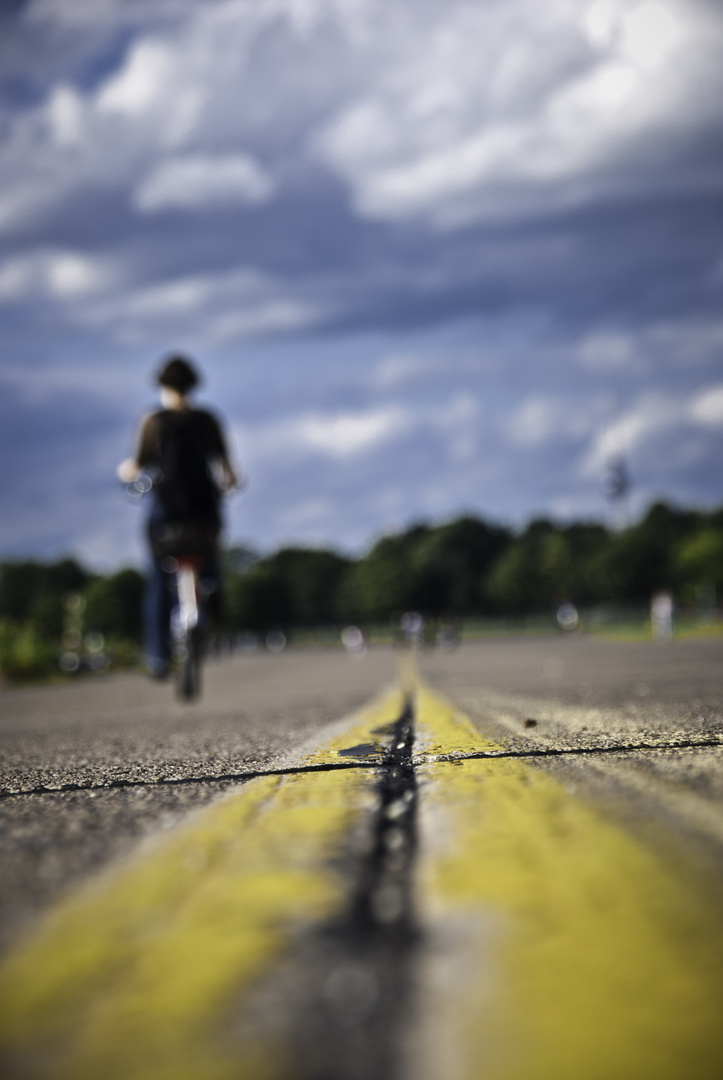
xmin=117 ymin=355 xmax=241 ymax=678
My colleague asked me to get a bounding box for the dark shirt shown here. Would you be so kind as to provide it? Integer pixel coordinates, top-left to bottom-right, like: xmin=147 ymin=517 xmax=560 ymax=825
xmin=137 ymin=408 xmax=228 ymax=470
xmin=137 ymin=407 xmax=229 ymax=527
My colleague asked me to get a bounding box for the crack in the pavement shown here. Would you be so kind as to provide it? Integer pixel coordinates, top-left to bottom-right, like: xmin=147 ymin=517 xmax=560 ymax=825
xmin=420 ymin=735 xmax=723 ymax=766
xmin=2 ymin=735 xmax=721 ymax=800
xmin=294 ymin=698 xmax=419 ymax=1080
xmin=0 ymin=759 xmax=381 ymax=800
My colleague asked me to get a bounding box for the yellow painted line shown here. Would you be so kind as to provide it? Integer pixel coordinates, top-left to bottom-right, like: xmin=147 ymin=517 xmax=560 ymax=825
xmin=0 ymin=690 xmax=401 ymax=1080
xmin=414 ymin=685 xmax=723 ymax=1080
xmin=414 ymin=681 xmax=503 ymax=759
xmin=303 ymin=684 xmax=405 ymax=766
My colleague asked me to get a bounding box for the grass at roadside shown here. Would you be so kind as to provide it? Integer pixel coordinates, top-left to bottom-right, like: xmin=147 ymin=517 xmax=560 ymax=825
xmin=593 ymin=620 xmax=723 ymax=642
xmin=0 ymin=619 xmax=140 ymax=686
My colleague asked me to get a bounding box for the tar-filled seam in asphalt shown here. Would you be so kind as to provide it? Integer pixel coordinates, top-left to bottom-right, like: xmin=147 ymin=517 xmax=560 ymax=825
xmin=294 ymin=697 xmax=419 ymax=1080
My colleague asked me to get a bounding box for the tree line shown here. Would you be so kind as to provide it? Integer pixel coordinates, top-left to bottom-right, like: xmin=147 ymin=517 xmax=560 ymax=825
xmin=1 ymin=501 xmax=721 ymax=679
xmin=224 ymin=501 xmax=723 ymax=630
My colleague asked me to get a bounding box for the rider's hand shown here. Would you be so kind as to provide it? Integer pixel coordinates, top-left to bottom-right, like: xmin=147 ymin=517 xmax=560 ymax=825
xmin=219 ymin=461 xmax=245 ymax=494
xmin=117 ymin=458 xmax=140 ymax=483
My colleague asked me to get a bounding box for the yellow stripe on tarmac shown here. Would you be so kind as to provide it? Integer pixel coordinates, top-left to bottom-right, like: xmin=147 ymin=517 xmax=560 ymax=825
xmin=414 ymin=684 xmax=723 ymax=1080
xmin=415 ymin=682 xmax=502 ymax=759
xmin=0 ymin=691 xmax=401 ymax=1080
xmin=303 ymin=685 xmax=405 ymax=766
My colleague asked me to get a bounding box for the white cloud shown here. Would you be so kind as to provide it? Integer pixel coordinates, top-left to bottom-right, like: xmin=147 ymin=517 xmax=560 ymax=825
xmin=99 ymin=274 xmax=212 ymax=318
xmin=0 ymin=0 xmax=374 ymax=237
xmin=316 ymin=0 xmax=719 ymax=225
xmin=134 ymin=153 xmax=275 ymax=212
xmin=275 ymin=497 xmax=336 ymax=530
xmin=508 ymin=399 xmax=567 ymax=447
xmin=584 ymin=1 xmax=682 ymax=64
xmin=46 ymin=85 xmax=87 ymax=146
xmin=2 ymin=0 xmax=719 ymax=243
xmin=232 ymin=404 xmax=409 ymax=470
xmin=75 ymin=266 xmax=321 ymax=343
xmin=620 ymin=2 xmax=681 ymax=68
xmin=578 ymin=331 xmax=637 ymax=371
xmin=0 ymin=250 xmax=112 ymax=303
xmin=235 ymin=394 xmax=483 ymax=497
xmin=690 ymin=385 xmax=723 ymax=427
xmin=206 ymin=301 xmax=319 ymax=342
xmin=582 ymin=395 xmax=680 ymax=475
xmin=48 ymin=253 xmax=105 ymax=297
xmin=96 ymin=38 xmax=175 ymax=116
xmin=507 ymin=394 xmax=608 ymax=448
xmin=584 ymin=1 xmax=619 ymax=48
xmin=581 ymin=382 xmax=723 ymax=476
xmin=0 ymin=361 xmax=140 ymax=409
xmin=372 ymin=351 xmax=454 ymax=389
xmin=574 ymin=318 xmax=723 ymax=374
xmin=296 ymin=406 xmax=407 ymax=458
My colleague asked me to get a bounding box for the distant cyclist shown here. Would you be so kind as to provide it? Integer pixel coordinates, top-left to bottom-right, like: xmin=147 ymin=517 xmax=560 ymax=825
xmin=117 ymin=355 xmax=241 ymax=678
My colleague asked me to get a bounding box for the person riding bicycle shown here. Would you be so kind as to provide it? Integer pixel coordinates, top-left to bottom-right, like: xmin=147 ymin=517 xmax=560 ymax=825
xmin=117 ymin=355 xmax=240 ymax=678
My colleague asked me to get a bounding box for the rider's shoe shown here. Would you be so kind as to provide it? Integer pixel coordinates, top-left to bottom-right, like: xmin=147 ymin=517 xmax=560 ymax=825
xmin=146 ymin=659 xmax=170 ymax=680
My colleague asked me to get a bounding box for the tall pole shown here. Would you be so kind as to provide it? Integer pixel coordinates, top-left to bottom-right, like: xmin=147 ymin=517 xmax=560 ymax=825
xmin=604 ymin=454 xmax=631 ymax=530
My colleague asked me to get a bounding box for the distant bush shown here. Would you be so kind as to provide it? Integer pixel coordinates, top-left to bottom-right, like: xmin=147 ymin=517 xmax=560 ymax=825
xmin=0 ymin=619 xmax=57 ymax=682
xmin=0 ymin=559 xmax=143 ymax=684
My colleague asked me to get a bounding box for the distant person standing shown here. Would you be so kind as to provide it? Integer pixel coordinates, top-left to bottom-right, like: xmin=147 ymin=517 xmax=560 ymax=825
xmin=651 ymin=589 xmax=674 ymax=642
xmin=117 ymin=356 xmax=241 ymax=677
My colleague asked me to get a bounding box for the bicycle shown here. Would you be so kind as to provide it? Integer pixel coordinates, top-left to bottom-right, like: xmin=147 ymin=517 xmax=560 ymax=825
xmin=124 ymin=474 xmax=219 ymax=701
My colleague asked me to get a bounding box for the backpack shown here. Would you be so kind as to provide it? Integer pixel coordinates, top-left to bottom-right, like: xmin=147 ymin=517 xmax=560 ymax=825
xmin=154 ymin=411 xmax=220 ymax=524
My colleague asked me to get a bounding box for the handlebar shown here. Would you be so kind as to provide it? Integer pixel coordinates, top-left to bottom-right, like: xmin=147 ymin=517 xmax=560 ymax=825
xmin=120 ymin=468 xmax=245 ymax=502
xmin=121 ymin=469 xmax=160 ymax=501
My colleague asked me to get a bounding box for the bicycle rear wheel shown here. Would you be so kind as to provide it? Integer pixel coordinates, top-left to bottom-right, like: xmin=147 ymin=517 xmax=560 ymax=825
xmin=177 ymin=630 xmax=202 ymax=701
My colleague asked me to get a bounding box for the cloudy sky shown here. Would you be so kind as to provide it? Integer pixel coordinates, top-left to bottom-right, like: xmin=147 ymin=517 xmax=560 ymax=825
xmin=1 ymin=0 xmax=722 ymax=568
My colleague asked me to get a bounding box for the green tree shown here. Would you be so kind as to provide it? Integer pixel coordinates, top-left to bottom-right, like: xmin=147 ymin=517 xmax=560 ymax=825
xmin=226 ymin=564 xmax=292 ymax=632
xmin=339 ymin=530 xmax=426 ymax=622
xmin=411 ymin=516 xmax=511 ymax=615
xmin=674 ymin=528 xmax=723 ymax=601
xmin=269 ymin=548 xmax=352 ymax=625
xmin=485 ymin=520 xmax=556 ymax=613
xmin=0 ymin=558 xmax=88 ymax=624
xmin=486 ymin=541 xmax=540 ymax=613
xmin=29 ymin=591 xmax=65 ymax=640
xmin=225 ymin=548 xmax=352 ymax=631
xmin=585 ymin=531 xmax=666 ymax=602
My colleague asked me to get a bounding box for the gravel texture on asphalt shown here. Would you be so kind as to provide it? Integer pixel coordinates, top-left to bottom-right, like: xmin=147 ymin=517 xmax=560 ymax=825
xmin=419 ymin=635 xmax=723 ymax=893
xmin=0 ymin=647 xmax=395 ymax=952
xmin=3 ymin=636 xmax=722 ymax=956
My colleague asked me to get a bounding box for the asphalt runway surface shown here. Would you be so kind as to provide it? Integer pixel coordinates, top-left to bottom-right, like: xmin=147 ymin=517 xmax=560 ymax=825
xmin=0 ymin=647 xmax=398 ymax=951
xmin=1 ymin=635 xmax=722 ymax=1080
xmin=419 ymin=635 xmax=723 ymax=875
